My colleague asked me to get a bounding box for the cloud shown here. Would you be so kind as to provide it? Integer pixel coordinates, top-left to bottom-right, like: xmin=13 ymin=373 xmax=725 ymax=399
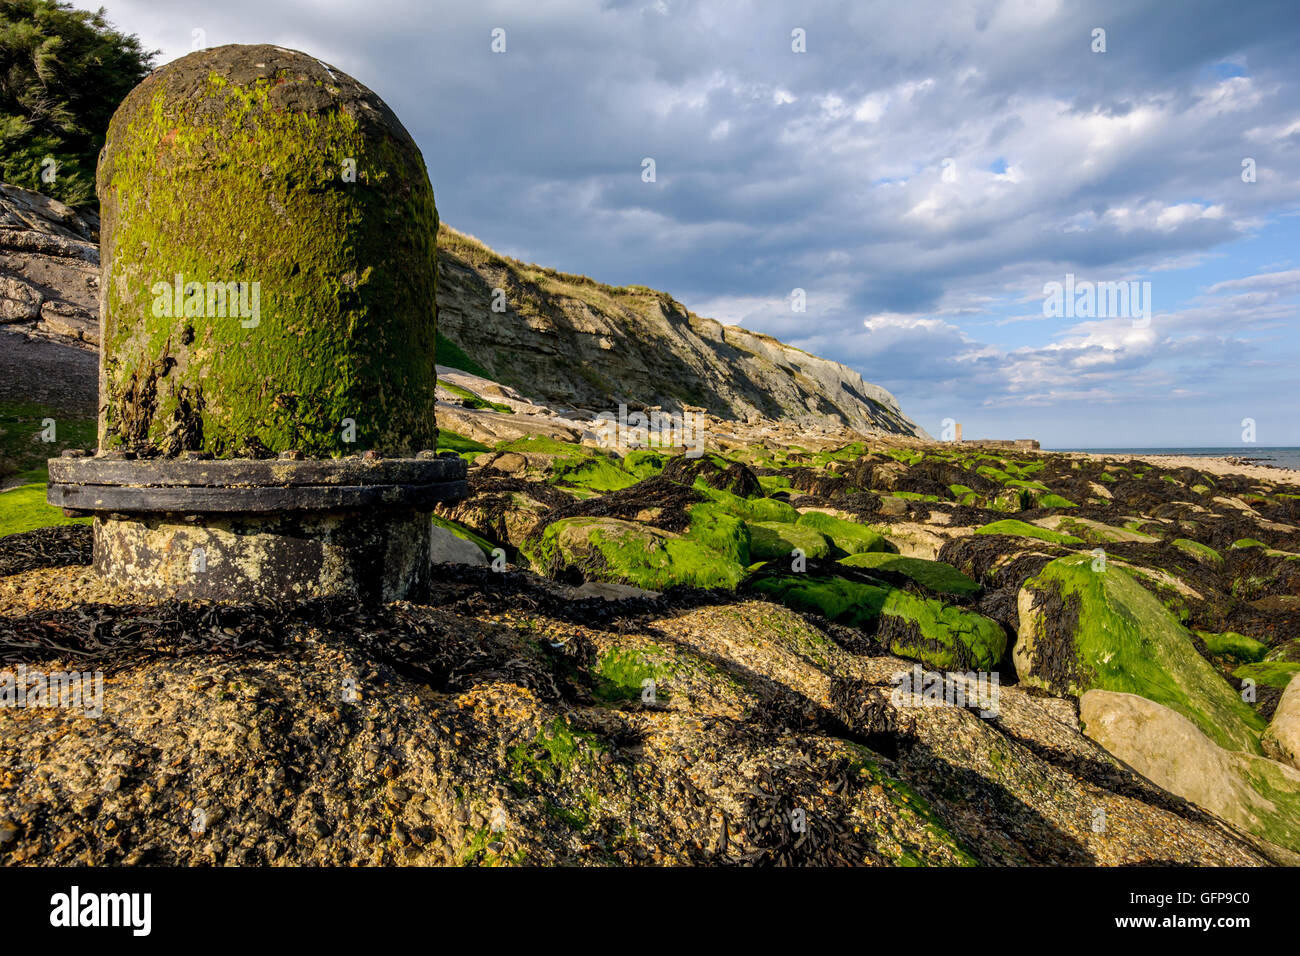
xmin=75 ymin=0 xmax=1300 ymax=444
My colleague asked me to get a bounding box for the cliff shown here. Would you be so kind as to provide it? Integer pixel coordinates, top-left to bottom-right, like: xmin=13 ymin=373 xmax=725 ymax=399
xmin=434 ymin=226 xmax=926 ymax=437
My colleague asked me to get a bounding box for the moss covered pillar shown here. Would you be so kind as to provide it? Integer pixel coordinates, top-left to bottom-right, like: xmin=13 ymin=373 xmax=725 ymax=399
xmin=97 ymin=43 xmax=440 ymax=457
xmin=47 ymin=44 xmax=467 ymax=602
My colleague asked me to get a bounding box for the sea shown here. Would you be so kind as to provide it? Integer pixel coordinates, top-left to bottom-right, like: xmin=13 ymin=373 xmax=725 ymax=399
xmin=1046 ymin=447 xmax=1300 ymax=472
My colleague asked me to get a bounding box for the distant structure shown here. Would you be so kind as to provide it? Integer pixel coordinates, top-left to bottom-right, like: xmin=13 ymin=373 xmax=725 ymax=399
xmin=944 ymin=423 xmax=1038 ymax=450
xmin=962 ymin=439 xmax=1041 ymax=451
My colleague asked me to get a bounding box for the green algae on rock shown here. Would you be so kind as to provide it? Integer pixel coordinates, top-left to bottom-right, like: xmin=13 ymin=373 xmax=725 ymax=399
xmin=747 ymin=520 xmax=830 ymax=561
xmin=1015 ymin=555 xmax=1264 ymax=753
xmin=749 ymin=575 xmax=889 ymax=631
xmin=877 ymin=590 xmax=1005 ymax=671
xmin=97 ymin=44 xmax=441 ymax=457
xmin=795 ymin=510 xmax=893 ymax=555
xmin=749 ymin=572 xmax=1004 ymax=671
xmin=528 ymin=516 xmax=745 ymax=591
xmin=837 ymin=552 xmax=980 ymax=598
xmin=975 ymin=519 xmax=1083 ymax=546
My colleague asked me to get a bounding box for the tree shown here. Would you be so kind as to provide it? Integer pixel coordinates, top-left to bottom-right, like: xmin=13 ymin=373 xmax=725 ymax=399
xmin=0 ymin=1 xmax=154 ymax=207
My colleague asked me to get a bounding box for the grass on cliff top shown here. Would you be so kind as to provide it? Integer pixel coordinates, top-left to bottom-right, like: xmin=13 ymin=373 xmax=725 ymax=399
xmin=439 ymin=224 xmax=669 ymax=317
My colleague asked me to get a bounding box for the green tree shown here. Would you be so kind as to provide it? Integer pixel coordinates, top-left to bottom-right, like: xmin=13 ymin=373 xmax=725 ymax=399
xmin=0 ymin=0 xmax=154 ymax=207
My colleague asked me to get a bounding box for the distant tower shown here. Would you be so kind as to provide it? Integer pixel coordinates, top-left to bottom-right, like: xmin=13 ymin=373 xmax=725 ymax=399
xmin=955 ymin=422 xmax=963 ymax=442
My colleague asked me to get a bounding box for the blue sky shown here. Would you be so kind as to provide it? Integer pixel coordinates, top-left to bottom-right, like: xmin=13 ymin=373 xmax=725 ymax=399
xmin=77 ymin=0 xmax=1300 ymax=447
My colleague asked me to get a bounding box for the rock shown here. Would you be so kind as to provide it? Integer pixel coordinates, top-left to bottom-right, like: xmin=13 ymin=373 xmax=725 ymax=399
xmin=441 ymin=489 xmax=560 ymax=551
xmin=837 ymin=552 xmax=980 ymax=597
xmin=437 ymin=403 xmax=582 ymax=446
xmin=795 ymin=510 xmax=893 ymax=555
xmin=748 ymin=521 xmax=829 ymax=561
xmin=0 ymin=184 xmax=101 ymax=349
xmin=569 ymin=581 xmax=661 ymax=601
xmin=0 ymin=275 xmax=42 ymax=321
xmin=661 ymin=456 xmax=760 ymax=497
xmin=429 ymin=524 xmax=488 ymax=566
xmin=1081 ymin=689 xmax=1300 ymax=861
xmin=477 ymin=452 xmax=531 ymax=477
xmin=1015 ymin=555 xmax=1262 ymax=753
xmin=878 ymin=589 xmax=1006 ymax=671
xmin=869 ymin=460 xmax=910 ymax=490
xmin=750 ymin=574 xmax=1004 ymax=671
xmin=526 ymin=516 xmax=744 ymax=590
xmin=876 ymin=496 xmax=909 ymax=516
xmin=435 ymin=227 xmax=928 ymax=440
xmin=0 ymin=182 xmax=98 ymax=241
xmin=1263 ymin=675 xmax=1300 ymax=770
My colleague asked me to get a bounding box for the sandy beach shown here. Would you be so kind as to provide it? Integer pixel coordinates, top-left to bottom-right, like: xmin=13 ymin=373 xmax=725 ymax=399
xmin=1059 ymin=451 xmax=1300 ymax=486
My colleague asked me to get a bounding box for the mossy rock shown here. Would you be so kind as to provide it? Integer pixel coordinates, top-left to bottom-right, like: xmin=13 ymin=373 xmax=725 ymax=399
xmin=622 ymin=450 xmax=668 ymax=480
xmin=1015 ymin=555 xmax=1264 ymax=753
xmin=98 ymin=45 xmax=441 ymax=457
xmin=662 ymin=455 xmax=761 ymax=498
xmin=1172 ymin=538 xmax=1223 ymax=567
xmin=437 ymin=429 xmax=489 ymax=455
xmin=1006 ymin=479 xmax=1049 ymax=492
xmin=1232 ymin=538 xmax=1269 ymax=550
xmin=550 ymin=453 xmax=638 ymax=492
xmin=439 ymin=380 xmax=513 ymax=414
xmin=757 ymin=474 xmax=792 ymax=494
xmin=684 ymin=503 xmax=751 ymax=566
xmin=889 ymin=491 xmax=942 ymax=502
xmin=879 ymin=590 xmax=1006 ymax=671
xmin=430 ymin=514 xmax=494 ymax=555
xmin=1196 ymin=630 xmax=1268 ymax=663
xmin=1234 ymin=661 xmax=1300 ymax=691
xmin=837 ymin=553 xmax=980 ymax=598
xmin=1267 ymin=640 xmax=1300 ymax=664
xmin=749 ymin=575 xmax=889 ymax=631
xmin=985 ymin=488 xmax=1026 ymax=513
xmin=699 ymin=487 xmax=800 ymax=523
xmin=1037 ymin=493 xmax=1077 ymax=509
xmin=747 ymin=521 xmax=830 ymax=561
xmin=795 ymin=510 xmax=893 ymax=555
xmin=975 ymin=519 xmax=1083 ymax=545
xmin=528 ymin=516 xmax=744 ymax=591
xmin=1049 ymin=516 xmax=1157 ymax=544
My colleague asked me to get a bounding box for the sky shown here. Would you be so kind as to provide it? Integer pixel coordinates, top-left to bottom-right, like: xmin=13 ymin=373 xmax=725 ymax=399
xmin=74 ymin=0 xmax=1300 ymax=447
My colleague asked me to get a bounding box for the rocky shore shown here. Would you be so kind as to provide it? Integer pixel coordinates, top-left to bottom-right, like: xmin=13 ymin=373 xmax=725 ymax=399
xmin=3 ymin=418 xmax=1299 ymax=866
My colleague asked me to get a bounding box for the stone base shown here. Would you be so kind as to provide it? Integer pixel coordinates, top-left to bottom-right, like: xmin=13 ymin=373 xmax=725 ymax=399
xmin=93 ymin=511 xmax=433 ymax=602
